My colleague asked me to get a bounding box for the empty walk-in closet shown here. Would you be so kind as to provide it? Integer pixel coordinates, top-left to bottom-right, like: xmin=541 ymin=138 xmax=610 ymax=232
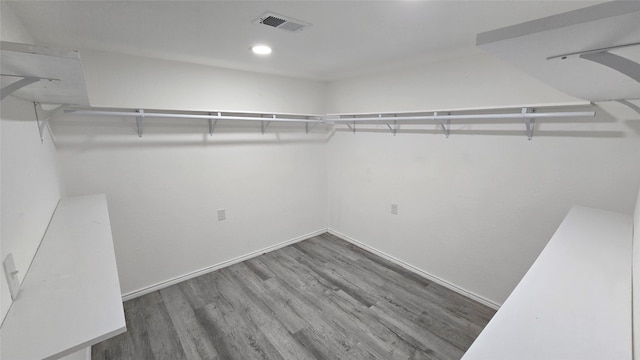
xmin=2 ymin=1 xmax=640 ymax=359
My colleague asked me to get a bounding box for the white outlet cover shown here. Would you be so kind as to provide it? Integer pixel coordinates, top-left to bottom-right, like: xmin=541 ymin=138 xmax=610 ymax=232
xmin=3 ymin=253 xmax=21 ymax=300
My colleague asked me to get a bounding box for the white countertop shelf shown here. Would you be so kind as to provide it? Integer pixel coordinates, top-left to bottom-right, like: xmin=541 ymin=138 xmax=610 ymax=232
xmin=2 ymin=194 xmax=126 ymax=360
xmin=462 ymin=206 xmax=633 ymax=360
xmin=1 ymin=41 xmax=90 ymax=106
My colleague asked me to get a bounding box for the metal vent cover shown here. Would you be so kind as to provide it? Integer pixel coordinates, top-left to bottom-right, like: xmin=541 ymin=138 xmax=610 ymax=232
xmin=253 ymin=12 xmax=311 ymax=33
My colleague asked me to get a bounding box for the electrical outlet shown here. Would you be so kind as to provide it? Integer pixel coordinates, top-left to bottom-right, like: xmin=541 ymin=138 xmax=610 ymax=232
xmin=391 ymin=204 xmax=398 ymax=215
xmin=217 ymin=209 xmax=226 ymax=221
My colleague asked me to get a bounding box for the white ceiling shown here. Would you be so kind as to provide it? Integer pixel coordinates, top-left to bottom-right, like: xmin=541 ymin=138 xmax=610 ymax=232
xmin=6 ymin=1 xmax=604 ymax=81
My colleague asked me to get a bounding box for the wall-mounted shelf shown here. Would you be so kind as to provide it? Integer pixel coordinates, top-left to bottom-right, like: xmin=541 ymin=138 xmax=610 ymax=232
xmin=462 ymin=206 xmax=632 ymax=359
xmin=1 ymin=194 xmax=126 ymax=360
xmin=0 ymin=41 xmax=90 ymax=106
xmin=61 ymin=104 xmax=597 ymax=140
xmin=329 ymin=106 xmax=596 ymax=140
xmin=64 ymin=108 xmax=326 ymax=136
xmin=477 ymin=2 xmax=640 ymax=102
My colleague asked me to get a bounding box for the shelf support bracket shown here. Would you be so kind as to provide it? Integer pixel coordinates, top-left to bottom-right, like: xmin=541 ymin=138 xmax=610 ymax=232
xmin=306 ymin=119 xmax=318 ymax=134
xmin=34 ymin=103 xmax=66 ymax=143
xmin=1 ymin=77 xmax=40 ymax=101
xmin=579 ymin=51 xmax=640 ymax=83
xmin=435 ymin=112 xmax=451 ymax=138
xmin=548 ymin=42 xmax=640 ymax=83
xmin=208 ymin=112 xmax=219 ymax=136
xmin=345 ymin=119 xmax=356 ymax=134
xmin=261 ymin=115 xmax=274 ymax=135
xmin=386 ymin=123 xmax=396 ymax=136
xmin=523 ymin=108 xmax=536 ymax=140
xmin=136 ymin=109 xmax=144 ymax=138
xmin=3 ymin=254 xmax=21 ymax=300
xmin=617 ymin=99 xmax=640 ymax=115
xmin=382 ymin=115 xmax=397 ymax=136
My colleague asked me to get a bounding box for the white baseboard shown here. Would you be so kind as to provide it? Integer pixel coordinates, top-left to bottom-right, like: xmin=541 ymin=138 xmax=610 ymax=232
xmin=327 ymin=229 xmax=501 ymax=310
xmin=122 ymin=228 xmax=501 ymax=310
xmin=121 ymin=229 xmax=327 ymax=301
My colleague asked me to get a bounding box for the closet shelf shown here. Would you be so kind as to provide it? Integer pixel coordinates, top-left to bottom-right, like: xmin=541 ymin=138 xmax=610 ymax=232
xmin=62 ymin=105 xmax=596 ymax=139
xmin=477 ymin=1 xmax=640 ymax=102
xmin=65 ymin=108 xmax=327 ymax=136
xmin=329 ymin=106 xmax=596 ymax=139
xmin=2 ymin=194 xmax=126 ymax=360
xmin=462 ymin=206 xmax=632 ymax=359
xmin=0 ymin=41 xmax=90 ymax=106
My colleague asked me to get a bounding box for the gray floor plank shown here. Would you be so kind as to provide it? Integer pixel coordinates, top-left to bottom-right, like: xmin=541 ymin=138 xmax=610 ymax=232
xmin=93 ymin=233 xmax=495 ymax=360
xmin=161 ymin=285 xmax=219 ymax=360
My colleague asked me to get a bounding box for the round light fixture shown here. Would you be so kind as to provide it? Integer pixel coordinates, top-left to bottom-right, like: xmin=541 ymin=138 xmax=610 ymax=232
xmin=251 ymin=45 xmax=272 ymax=55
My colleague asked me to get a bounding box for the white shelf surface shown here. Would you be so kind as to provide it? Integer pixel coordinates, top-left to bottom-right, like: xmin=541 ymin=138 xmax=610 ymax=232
xmin=462 ymin=206 xmax=632 ymax=360
xmin=2 ymin=194 xmax=126 ymax=360
xmin=476 ymin=2 xmax=640 ymax=102
xmin=1 ymin=41 xmax=90 ymax=106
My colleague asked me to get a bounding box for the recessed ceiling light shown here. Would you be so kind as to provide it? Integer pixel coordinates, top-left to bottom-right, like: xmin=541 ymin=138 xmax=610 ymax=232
xmin=251 ymin=45 xmax=272 ymax=55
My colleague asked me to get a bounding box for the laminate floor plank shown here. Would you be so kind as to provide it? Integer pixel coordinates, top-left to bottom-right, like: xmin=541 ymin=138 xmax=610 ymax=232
xmin=318 ymin=235 xmax=494 ymax=327
xmin=160 ymin=285 xmax=219 ymax=360
xmin=244 ymin=257 xmax=274 ymax=281
xmin=284 ymin=245 xmax=379 ymax=308
xmin=322 ymin=234 xmax=495 ymax=322
xmin=93 ymin=233 xmax=495 ymax=360
xmin=369 ymin=304 xmax=463 ymax=360
xmin=216 ymin=266 xmax=313 ymax=360
xmin=262 ymin=276 xmax=369 ymax=359
xmin=319 ymin=288 xmax=417 ymax=359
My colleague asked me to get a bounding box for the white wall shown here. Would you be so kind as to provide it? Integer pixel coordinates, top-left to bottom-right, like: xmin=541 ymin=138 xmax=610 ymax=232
xmin=327 ymin=103 xmax=640 ymax=306
xmin=0 ymin=1 xmax=34 ymax=45
xmin=57 ymin=47 xmax=331 ymax=298
xmin=326 ymin=49 xmax=585 ymax=115
xmin=1 ymin=2 xmax=64 ymax=326
xmin=325 ymin=53 xmax=640 ymax=306
xmin=0 ymin=98 xmax=63 ymax=321
xmin=81 ymin=50 xmax=328 ymax=115
xmin=5 ymin=0 xmax=638 ymax=324
xmin=633 ymin=180 xmax=640 ymax=360
xmin=53 ymin=116 xmax=329 ymax=297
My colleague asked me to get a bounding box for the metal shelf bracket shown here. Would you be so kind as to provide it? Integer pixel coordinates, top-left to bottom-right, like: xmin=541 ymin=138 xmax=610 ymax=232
xmin=1 ymin=75 xmax=58 ymax=101
xmin=34 ymin=103 xmax=66 ymax=143
xmin=548 ymin=42 xmax=640 ymax=83
xmin=617 ymin=99 xmax=640 ymax=115
xmin=345 ymin=117 xmax=356 ymax=134
xmin=580 ymin=51 xmax=640 ymax=83
xmin=306 ymin=117 xmax=318 ymax=134
xmin=208 ymin=112 xmax=220 ymax=136
xmin=435 ymin=112 xmax=451 ymax=138
xmin=136 ymin=109 xmax=144 ymax=138
xmin=523 ymin=108 xmax=536 ymax=140
xmin=383 ymin=115 xmax=398 ymax=136
xmin=261 ymin=114 xmax=274 ymax=135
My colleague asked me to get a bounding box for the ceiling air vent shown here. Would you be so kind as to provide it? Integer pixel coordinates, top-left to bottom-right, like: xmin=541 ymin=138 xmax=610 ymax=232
xmin=253 ymin=12 xmax=311 ymax=33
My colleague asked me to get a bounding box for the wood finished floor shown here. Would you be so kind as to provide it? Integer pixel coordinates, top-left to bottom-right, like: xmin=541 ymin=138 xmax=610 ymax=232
xmin=93 ymin=233 xmax=495 ymax=360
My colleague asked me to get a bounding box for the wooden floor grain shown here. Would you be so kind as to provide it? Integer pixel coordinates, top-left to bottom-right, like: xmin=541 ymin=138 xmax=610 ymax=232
xmin=93 ymin=233 xmax=495 ymax=360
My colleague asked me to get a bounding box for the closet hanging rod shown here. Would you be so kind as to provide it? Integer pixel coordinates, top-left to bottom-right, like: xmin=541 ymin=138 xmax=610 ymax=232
xmin=332 ymin=109 xmax=595 ymax=122
xmin=65 ymin=109 xmax=325 ymax=123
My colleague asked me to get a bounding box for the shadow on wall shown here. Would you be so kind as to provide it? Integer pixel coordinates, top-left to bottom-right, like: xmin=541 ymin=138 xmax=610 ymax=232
xmin=624 ymin=120 xmax=640 ymax=136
